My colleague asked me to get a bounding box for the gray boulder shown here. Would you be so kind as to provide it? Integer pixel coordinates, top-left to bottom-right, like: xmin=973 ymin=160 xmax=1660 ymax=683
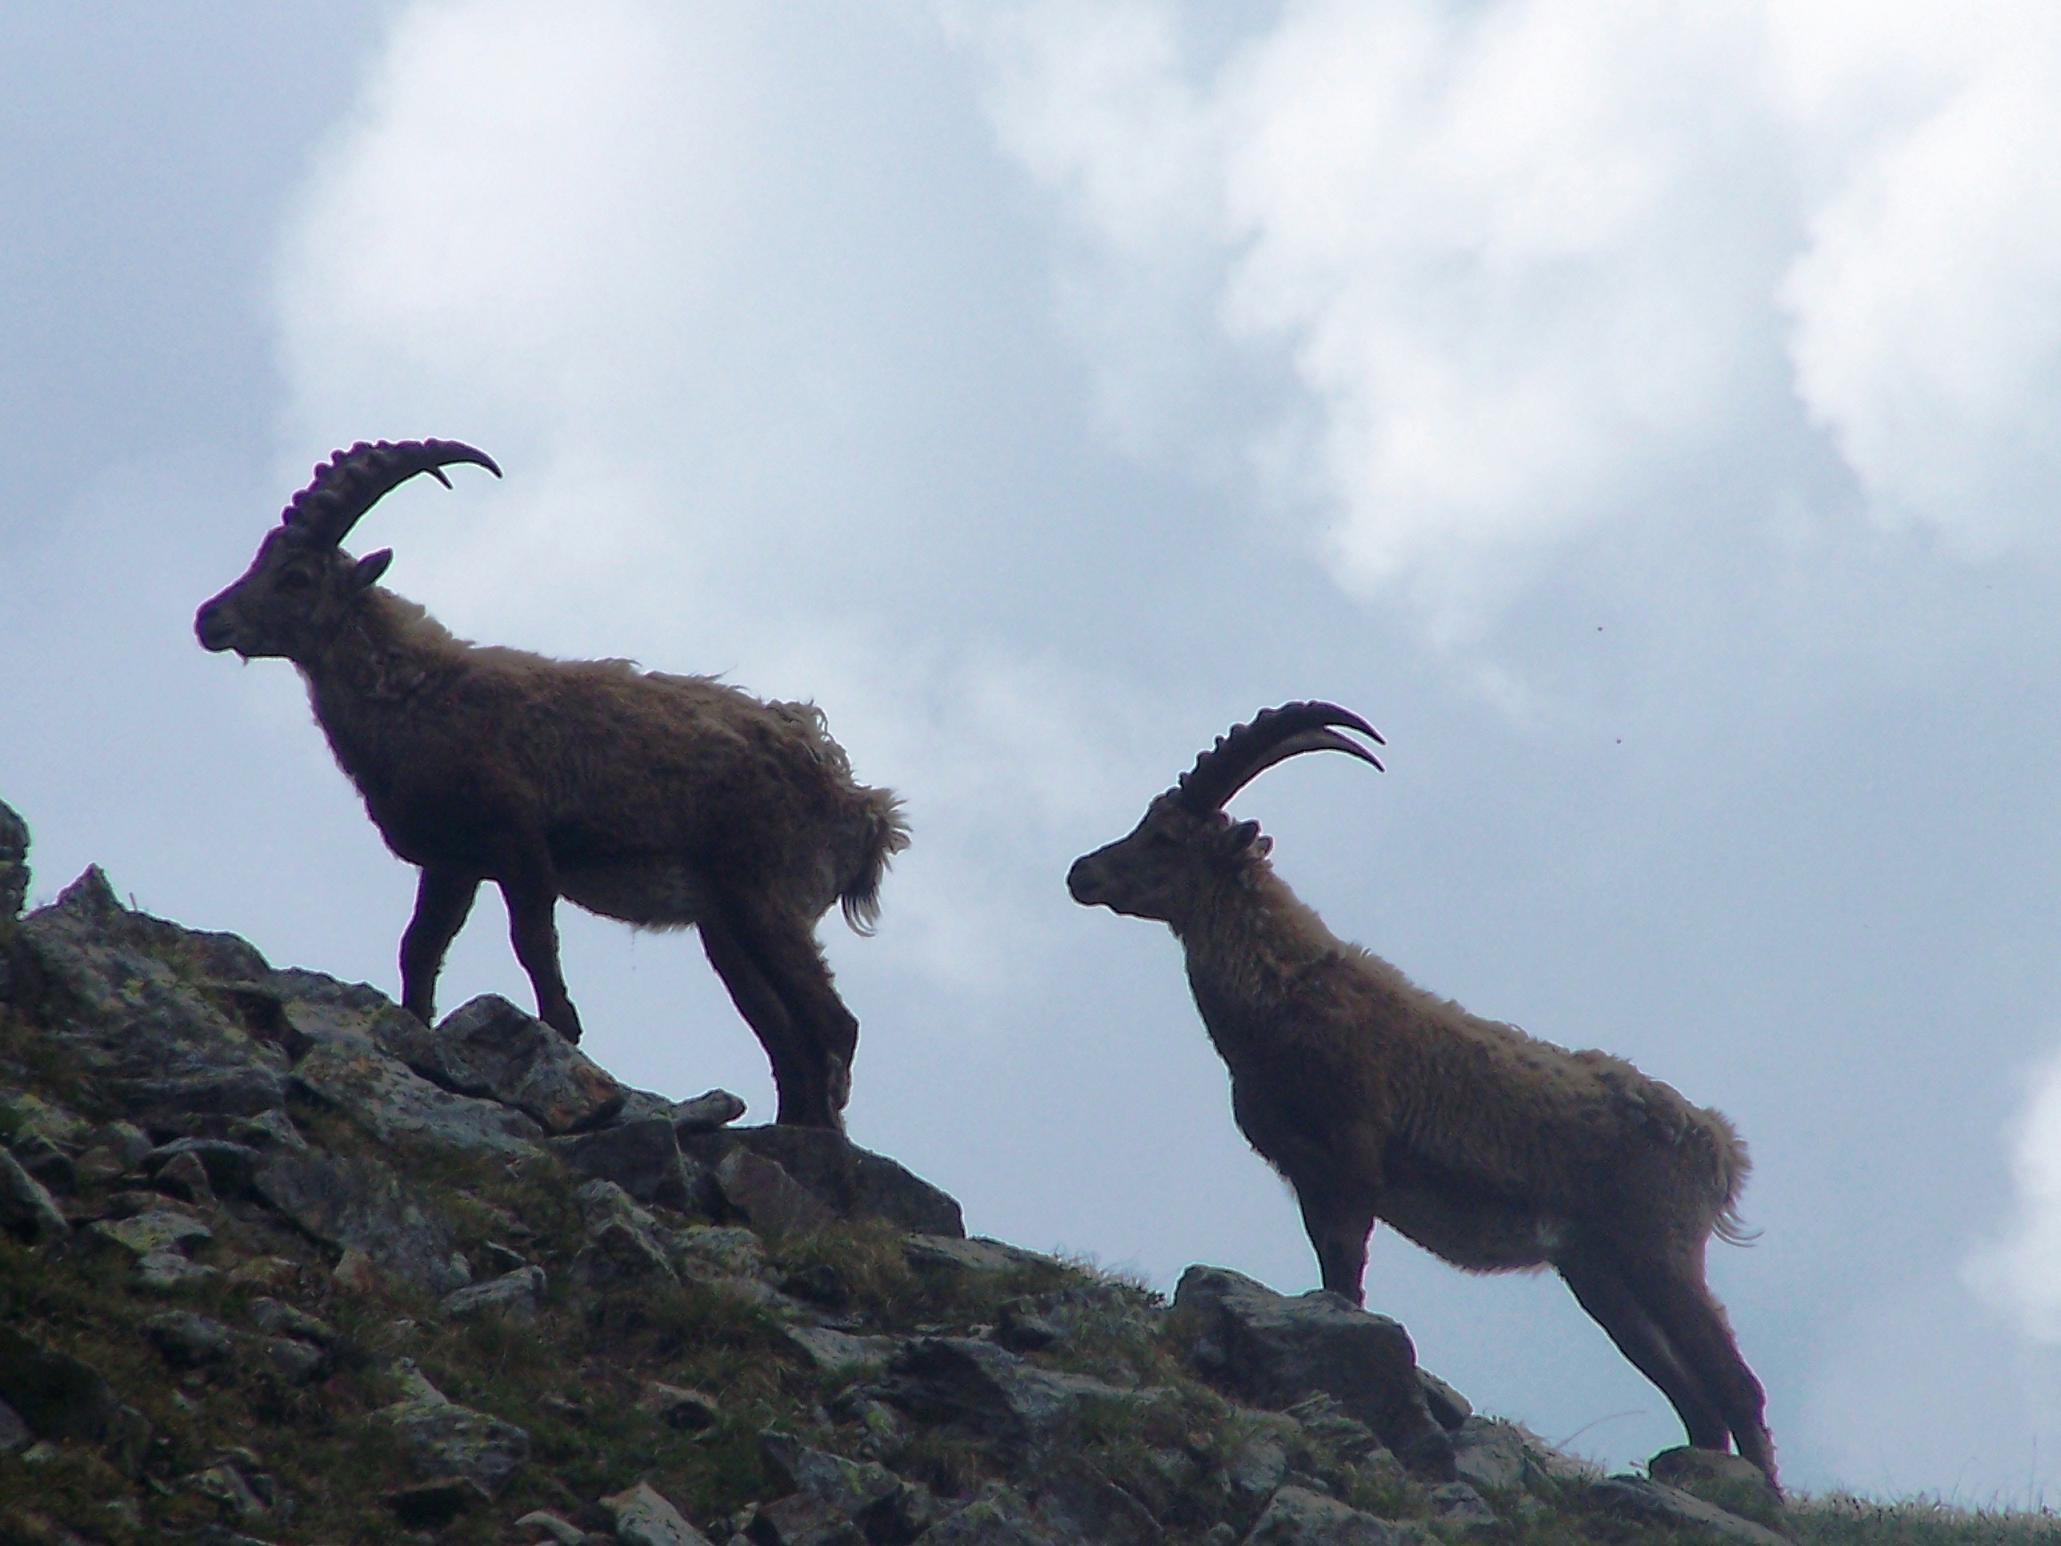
xmin=428 ymin=994 xmax=627 ymax=1132
xmin=251 ymin=1147 xmax=467 ymax=1294
xmin=603 ymin=1480 xmax=715 ymax=1545
xmin=1169 ymin=1266 xmax=1453 ymax=1480
xmin=377 ymin=1393 xmax=531 ymax=1498
xmin=1588 ymin=1475 xmax=1789 ymax=1544
xmin=551 ymin=1115 xmax=709 ymax=1210
xmin=0 ymin=1147 xmax=68 ymax=1241
xmin=877 ymin=1336 xmax=1152 ymax=1460
xmin=684 ymin=1125 xmax=964 ymax=1237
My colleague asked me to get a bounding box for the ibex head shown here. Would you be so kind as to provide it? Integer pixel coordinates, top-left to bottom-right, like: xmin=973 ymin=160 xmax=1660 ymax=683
xmin=195 ymin=439 xmax=499 ymax=663
xmin=1067 ymin=701 xmax=1385 ymax=927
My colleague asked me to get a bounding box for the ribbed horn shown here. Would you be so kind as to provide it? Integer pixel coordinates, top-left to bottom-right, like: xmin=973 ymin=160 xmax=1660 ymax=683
xmin=1175 ymin=700 xmax=1385 ymax=813
xmin=280 ymin=438 xmax=501 ymax=548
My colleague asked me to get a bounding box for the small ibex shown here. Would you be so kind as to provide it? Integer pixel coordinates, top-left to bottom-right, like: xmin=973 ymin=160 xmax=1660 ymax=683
xmin=196 ymin=439 xmax=907 ymax=1129
xmin=1068 ymin=702 xmax=1775 ymax=1485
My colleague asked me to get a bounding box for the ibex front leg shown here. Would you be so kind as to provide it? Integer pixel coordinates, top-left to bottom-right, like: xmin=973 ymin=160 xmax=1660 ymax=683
xmin=400 ymin=865 xmax=481 ymax=1027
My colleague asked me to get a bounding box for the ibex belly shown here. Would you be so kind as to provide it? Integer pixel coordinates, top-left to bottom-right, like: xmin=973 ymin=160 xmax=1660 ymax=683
xmin=1377 ymin=1177 xmax=1557 ymax=1273
xmin=560 ymin=862 xmax=715 ymax=928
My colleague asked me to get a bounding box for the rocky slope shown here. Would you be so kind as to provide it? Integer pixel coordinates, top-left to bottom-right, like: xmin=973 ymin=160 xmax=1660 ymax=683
xmin=0 ymin=797 xmax=1824 ymax=1543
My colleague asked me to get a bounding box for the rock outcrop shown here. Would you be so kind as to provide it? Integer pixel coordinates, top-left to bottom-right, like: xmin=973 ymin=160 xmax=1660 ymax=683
xmin=0 ymin=798 xmax=1796 ymax=1543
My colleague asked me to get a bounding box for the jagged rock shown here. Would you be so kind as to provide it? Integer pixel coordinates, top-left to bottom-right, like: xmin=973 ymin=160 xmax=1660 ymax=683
xmin=427 ymin=994 xmax=627 ymax=1132
xmin=145 ymin=1310 xmax=235 ymax=1368
xmin=251 ymin=1147 xmax=468 ymax=1294
xmin=1416 ymin=1371 xmax=1470 ymax=1431
xmin=1449 ymin=1418 xmax=1588 ymax=1494
xmin=1588 ymin=1475 xmax=1789 ymax=1543
xmin=684 ymin=1126 xmax=965 ymax=1237
xmin=378 ymin=1394 xmax=531 ymax=1497
xmin=912 ymin=1484 xmax=1055 ymax=1545
xmin=714 ymin=1146 xmax=839 ymax=1235
xmin=91 ymin=1119 xmax=155 ymax=1171
xmin=0 ymin=1326 xmax=151 ymax=1470
xmin=1169 ymin=1266 xmax=1454 ymax=1480
xmin=85 ymin=1204 xmax=212 ymax=1260
xmin=154 ymin=1147 xmax=218 ymax=1206
xmin=292 ymin=1039 xmax=546 ymax=1157
xmin=1033 ymin=1460 xmax=1165 ymax=1545
xmin=760 ymin=1430 xmax=911 ymax=1534
xmin=262 ymin=1336 xmax=327 ymax=1383
xmin=246 ymin=1296 xmax=335 ymax=1346
xmin=1242 ymin=1484 xmax=1429 ymax=1544
xmin=1647 ymin=1444 xmax=1786 ymax=1527
xmin=13 ymin=869 xmax=286 ymax=1128
xmin=671 ymin=1222 xmax=772 ymax=1280
xmin=0 ymin=1147 xmax=68 ymax=1240
xmin=1427 ymin=1481 xmax=1496 ymax=1530
xmin=602 ymin=1480 xmax=715 ymax=1545
xmin=571 ymin=1179 xmax=679 ymax=1288
xmin=673 ymin=1087 xmax=749 ymax=1131
xmin=137 ymin=1249 xmax=221 ymax=1294
xmin=877 ymin=1336 xmax=1151 ymax=1459
xmin=903 ymin=1234 xmax=1052 ymax=1283
xmin=551 ymin=1116 xmax=707 ymax=1209
xmin=785 ymin=1324 xmax=899 ymax=1375
xmin=0 ymin=797 xmax=28 ymax=917
xmin=1223 ymin=1431 xmax=1292 ymax=1506
xmin=228 ymin=1108 xmax=307 ymax=1152
xmin=147 ymin=1137 xmax=260 ymax=1197
xmin=189 ymin=1459 xmax=270 ymax=1521
xmin=441 ymin=1264 xmax=547 ymax=1322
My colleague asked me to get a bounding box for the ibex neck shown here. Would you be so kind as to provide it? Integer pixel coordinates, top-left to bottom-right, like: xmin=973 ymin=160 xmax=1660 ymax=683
xmin=296 ymin=590 xmax=461 ymax=791
xmin=1178 ymin=867 xmax=1346 ymax=1064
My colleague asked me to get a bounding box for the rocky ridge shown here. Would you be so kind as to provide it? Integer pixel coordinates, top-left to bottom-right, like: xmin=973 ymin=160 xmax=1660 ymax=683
xmin=0 ymin=798 xmax=1794 ymax=1544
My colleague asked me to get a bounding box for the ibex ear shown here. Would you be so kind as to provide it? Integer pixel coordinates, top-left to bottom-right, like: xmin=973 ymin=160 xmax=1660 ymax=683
xmin=352 ymin=549 xmax=394 ymax=590
xmin=1229 ymin=820 xmax=1264 ymax=852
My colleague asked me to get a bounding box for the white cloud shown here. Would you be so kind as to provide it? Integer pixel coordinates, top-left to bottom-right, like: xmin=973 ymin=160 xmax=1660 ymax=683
xmin=1780 ymin=18 xmax=2061 ymax=558
xmin=955 ymin=1 xmax=2061 ymax=636
xmin=1967 ymin=1048 xmax=2061 ymax=1343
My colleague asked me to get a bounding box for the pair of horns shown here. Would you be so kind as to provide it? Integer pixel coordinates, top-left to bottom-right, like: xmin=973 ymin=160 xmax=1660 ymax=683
xmin=1176 ymin=701 xmax=1385 ymax=813
xmin=281 ymin=439 xmax=501 ymax=548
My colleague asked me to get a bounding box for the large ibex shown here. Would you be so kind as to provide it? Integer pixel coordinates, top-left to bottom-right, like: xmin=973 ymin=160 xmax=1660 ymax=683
xmin=1068 ymin=702 xmax=1775 ymax=1484
xmin=196 ymin=439 xmax=907 ymax=1129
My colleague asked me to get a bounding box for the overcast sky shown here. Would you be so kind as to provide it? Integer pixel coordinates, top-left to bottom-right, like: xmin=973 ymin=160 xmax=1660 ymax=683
xmin=7 ymin=1 xmax=2061 ymax=1502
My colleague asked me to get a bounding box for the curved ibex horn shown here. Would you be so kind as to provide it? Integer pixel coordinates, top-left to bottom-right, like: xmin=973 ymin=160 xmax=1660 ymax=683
xmin=281 ymin=439 xmax=502 ymax=548
xmin=1175 ymin=700 xmax=1385 ymax=814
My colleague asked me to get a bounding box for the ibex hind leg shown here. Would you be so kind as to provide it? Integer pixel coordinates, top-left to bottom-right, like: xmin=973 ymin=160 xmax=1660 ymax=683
xmin=1624 ymin=1254 xmax=1778 ymax=1489
xmin=700 ymin=913 xmax=842 ymax=1130
xmin=497 ymin=860 xmax=584 ymax=1042
xmin=1555 ymin=1248 xmax=1731 ymax=1453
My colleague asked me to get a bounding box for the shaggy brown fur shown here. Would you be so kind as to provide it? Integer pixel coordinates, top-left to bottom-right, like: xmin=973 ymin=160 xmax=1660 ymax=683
xmin=1068 ymin=702 xmax=1775 ymax=1486
xmin=197 ymin=440 xmax=907 ymax=1129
